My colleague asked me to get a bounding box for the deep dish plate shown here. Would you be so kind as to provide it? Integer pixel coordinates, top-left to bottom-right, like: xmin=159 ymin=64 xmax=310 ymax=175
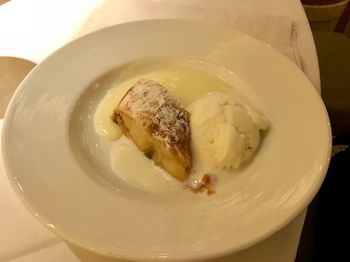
xmin=1 ymin=20 xmax=331 ymax=261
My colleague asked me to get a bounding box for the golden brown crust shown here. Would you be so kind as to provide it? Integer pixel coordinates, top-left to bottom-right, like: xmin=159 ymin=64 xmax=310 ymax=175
xmin=112 ymin=79 xmax=192 ymax=180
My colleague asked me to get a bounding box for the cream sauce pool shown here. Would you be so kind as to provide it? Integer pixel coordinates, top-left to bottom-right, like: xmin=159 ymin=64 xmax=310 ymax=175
xmin=93 ymin=60 xmax=236 ymax=193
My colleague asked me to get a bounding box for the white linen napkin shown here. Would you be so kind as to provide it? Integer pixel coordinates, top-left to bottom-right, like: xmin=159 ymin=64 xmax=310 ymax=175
xmin=74 ymin=0 xmax=302 ymax=69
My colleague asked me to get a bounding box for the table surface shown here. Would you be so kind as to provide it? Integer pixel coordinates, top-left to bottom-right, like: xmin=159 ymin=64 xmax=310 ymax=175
xmin=0 ymin=0 xmax=319 ymax=261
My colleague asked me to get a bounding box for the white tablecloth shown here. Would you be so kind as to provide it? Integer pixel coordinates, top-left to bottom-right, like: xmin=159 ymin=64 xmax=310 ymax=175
xmin=0 ymin=0 xmax=319 ymax=261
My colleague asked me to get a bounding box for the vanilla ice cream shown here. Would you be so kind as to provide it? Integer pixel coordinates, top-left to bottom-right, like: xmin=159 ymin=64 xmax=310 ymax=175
xmin=188 ymin=92 xmax=268 ymax=170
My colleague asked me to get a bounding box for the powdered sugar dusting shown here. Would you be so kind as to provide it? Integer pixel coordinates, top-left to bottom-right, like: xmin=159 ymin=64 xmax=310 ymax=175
xmin=116 ymin=79 xmax=191 ymax=151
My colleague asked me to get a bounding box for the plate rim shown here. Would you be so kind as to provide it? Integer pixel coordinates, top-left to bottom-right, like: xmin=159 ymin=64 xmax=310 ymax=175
xmin=1 ymin=19 xmax=332 ymax=261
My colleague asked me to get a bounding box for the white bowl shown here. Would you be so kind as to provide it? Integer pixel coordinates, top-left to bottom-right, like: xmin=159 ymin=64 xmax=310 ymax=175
xmin=1 ymin=20 xmax=331 ymax=261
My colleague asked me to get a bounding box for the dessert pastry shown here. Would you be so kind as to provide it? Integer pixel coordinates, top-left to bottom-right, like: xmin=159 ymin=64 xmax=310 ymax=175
xmin=112 ymin=79 xmax=192 ymax=180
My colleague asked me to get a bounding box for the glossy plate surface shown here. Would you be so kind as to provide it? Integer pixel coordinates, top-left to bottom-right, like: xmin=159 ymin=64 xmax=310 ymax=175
xmin=2 ymin=20 xmax=331 ymax=261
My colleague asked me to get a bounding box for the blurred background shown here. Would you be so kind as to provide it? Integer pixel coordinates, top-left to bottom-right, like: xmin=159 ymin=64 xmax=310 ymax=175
xmin=302 ymin=0 xmax=350 ymax=137
xmin=297 ymin=1 xmax=349 ymax=261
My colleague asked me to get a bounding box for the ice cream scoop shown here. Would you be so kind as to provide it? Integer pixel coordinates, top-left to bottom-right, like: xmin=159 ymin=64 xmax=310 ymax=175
xmin=188 ymin=92 xmax=268 ymax=170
